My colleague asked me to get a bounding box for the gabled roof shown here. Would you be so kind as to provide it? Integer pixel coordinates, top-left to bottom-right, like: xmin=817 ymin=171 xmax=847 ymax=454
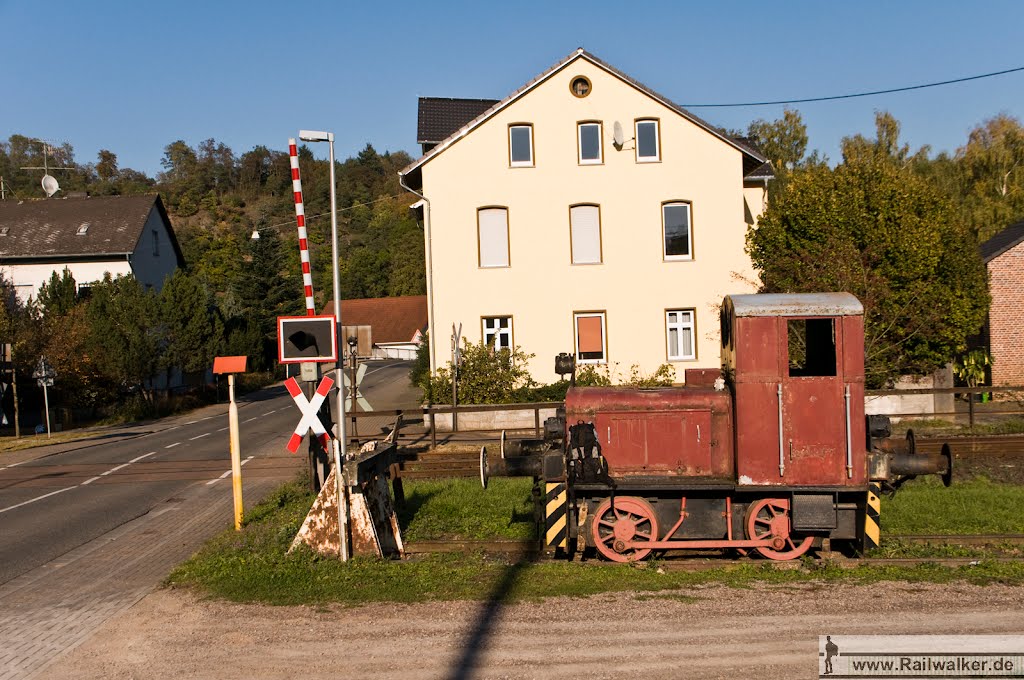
xmin=323 ymin=295 xmax=428 ymax=344
xmin=981 ymin=219 xmax=1024 ymax=263
xmin=418 ymin=98 xmax=499 ymax=145
xmin=0 ymin=194 xmax=183 ymax=264
xmin=401 ymin=48 xmax=769 ymax=186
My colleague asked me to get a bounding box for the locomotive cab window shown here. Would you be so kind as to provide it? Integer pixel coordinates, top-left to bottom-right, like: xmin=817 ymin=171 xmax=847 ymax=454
xmin=787 ymin=318 xmax=836 ymax=377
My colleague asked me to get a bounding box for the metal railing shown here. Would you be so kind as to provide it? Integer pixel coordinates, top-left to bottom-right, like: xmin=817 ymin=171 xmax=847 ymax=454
xmin=865 ymin=385 xmax=1024 ymax=428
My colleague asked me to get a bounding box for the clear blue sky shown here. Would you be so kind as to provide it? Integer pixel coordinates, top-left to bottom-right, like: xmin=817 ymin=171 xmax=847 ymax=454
xmin=3 ymin=0 xmax=1023 ymax=178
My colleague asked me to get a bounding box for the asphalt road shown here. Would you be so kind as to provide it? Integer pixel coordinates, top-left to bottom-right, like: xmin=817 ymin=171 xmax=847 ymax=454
xmin=0 ymin=359 xmax=419 ymax=586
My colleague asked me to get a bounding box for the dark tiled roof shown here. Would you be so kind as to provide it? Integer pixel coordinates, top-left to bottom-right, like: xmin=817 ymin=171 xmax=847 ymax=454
xmin=323 ymin=295 xmax=428 ymax=344
xmin=0 ymin=194 xmax=181 ymax=262
xmin=744 ymin=161 xmax=775 ymax=180
xmin=981 ymin=220 xmax=1024 ymax=262
xmin=402 ymin=49 xmax=768 ymax=184
xmin=418 ymin=98 xmax=499 ymax=144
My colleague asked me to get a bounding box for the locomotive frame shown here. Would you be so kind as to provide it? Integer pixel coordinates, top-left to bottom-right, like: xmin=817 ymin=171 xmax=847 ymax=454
xmin=481 ymin=293 xmax=951 ymax=562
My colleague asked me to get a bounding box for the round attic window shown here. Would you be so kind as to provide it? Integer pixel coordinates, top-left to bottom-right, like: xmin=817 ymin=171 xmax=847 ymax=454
xmin=570 ymin=76 xmax=592 ymax=98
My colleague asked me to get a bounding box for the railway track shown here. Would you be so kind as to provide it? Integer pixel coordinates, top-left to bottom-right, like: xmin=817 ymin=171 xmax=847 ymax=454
xmin=404 ymin=535 xmax=1024 ymax=570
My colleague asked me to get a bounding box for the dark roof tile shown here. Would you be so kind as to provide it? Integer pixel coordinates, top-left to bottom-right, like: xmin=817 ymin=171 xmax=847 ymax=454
xmin=418 ymin=98 xmax=499 ymax=144
xmin=981 ymin=219 xmax=1024 ymax=262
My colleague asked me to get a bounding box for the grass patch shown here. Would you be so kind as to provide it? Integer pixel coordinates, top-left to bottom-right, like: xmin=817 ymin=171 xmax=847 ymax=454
xmin=168 ymin=474 xmax=1024 ymax=606
xmin=0 ymin=430 xmax=99 ymax=453
xmin=398 ymin=477 xmax=536 ymax=541
xmin=882 ymin=477 xmax=1024 ymax=535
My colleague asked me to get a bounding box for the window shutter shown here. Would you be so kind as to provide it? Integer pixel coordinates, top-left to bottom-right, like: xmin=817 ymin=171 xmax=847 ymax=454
xmin=570 ymin=205 xmax=601 ymax=264
xmin=478 ymin=208 xmax=509 ymax=267
xmin=577 ymin=316 xmax=603 ymax=353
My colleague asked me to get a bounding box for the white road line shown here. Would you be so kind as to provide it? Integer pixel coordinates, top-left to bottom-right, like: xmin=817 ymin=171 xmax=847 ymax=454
xmin=217 ymin=427 xmax=228 ymax=432
xmin=185 ymin=420 xmax=198 ymax=425
xmin=130 ymin=451 xmax=158 ymax=463
xmin=81 ymin=476 xmax=101 ymax=486
xmin=165 ymin=442 xmax=181 ymax=449
xmin=263 ymin=410 xmax=277 ymax=416
xmin=2 ymin=460 xmax=26 ymax=469
xmin=189 ymin=432 xmax=210 ymax=441
xmin=205 ymin=456 xmax=255 ymax=485
xmin=101 ymin=463 xmax=130 ymax=476
xmin=0 ymin=486 xmax=75 ymax=514
xmin=199 ymin=416 xmax=213 ymax=422
xmin=243 ymin=417 xmax=257 ymax=423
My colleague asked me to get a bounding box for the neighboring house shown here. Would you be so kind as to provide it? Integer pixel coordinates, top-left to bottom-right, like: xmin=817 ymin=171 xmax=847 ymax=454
xmin=399 ymin=48 xmax=771 ymax=384
xmin=323 ymin=295 xmax=428 ymax=360
xmin=980 ymin=220 xmax=1024 ymax=385
xmin=0 ymin=194 xmax=183 ymax=301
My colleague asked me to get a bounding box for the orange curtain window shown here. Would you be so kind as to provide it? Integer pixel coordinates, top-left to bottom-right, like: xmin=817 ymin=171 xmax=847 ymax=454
xmin=577 ymin=316 xmax=603 ymax=353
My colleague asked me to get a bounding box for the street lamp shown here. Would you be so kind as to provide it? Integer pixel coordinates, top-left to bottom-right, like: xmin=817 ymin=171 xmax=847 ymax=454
xmin=298 ymin=129 xmax=350 ymax=560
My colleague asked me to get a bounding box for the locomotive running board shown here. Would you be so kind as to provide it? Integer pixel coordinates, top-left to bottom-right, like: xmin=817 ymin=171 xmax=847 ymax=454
xmin=620 ymin=537 xmax=782 ymax=551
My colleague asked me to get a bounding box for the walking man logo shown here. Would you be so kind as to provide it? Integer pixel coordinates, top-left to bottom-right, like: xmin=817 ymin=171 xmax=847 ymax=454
xmin=823 ymin=636 xmax=839 ymax=675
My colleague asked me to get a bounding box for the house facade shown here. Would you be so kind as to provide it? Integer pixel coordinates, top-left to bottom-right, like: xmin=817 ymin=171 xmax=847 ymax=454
xmin=0 ymin=194 xmax=183 ymax=301
xmin=981 ymin=220 xmax=1024 ymax=385
xmin=400 ymin=49 xmax=770 ymax=384
xmin=323 ymin=295 xmax=428 ymax=360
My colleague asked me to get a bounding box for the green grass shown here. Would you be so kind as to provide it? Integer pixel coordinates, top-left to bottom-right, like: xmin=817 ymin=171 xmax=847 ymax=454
xmin=398 ymin=477 xmax=537 ymax=541
xmin=882 ymin=477 xmax=1024 ymax=535
xmin=166 ymin=474 xmax=1024 ymax=606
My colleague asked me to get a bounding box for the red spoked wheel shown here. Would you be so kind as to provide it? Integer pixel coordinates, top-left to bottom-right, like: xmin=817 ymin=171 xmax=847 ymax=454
xmin=744 ymin=498 xmax=813 ymax=561
xmin=591 ymin=497 xmax=659 ymax=562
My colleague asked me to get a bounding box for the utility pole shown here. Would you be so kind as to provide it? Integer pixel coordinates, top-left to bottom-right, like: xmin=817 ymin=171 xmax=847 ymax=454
xmin=21 ymin=140 xmax=73 ymax=198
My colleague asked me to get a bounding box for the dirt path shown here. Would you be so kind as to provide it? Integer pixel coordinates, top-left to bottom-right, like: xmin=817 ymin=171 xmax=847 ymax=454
xmin=48 ymin=581 xmax=1024 ymax=679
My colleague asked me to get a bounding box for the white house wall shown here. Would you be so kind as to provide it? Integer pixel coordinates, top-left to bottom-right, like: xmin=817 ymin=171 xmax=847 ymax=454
xmin=2 ymin=260 xmax=133 ymax=302
xmin=129 ymin=207 xmax=180 ymax=290
xmin=420 ymin=59 xmax=760 ymax=384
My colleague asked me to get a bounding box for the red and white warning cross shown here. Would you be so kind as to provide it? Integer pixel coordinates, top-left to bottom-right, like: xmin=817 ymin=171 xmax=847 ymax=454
xmin=284 ymin=376 xmax=334 ymax=453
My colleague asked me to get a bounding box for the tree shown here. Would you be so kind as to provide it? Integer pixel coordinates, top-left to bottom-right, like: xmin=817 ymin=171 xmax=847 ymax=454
xmin=747 ymin=108 xmax=809 ymax=172
xmin=160 ymin=270 xmax=220 ymax=378
xmin=424 ymin=340 xmax=536 ymax=405
xmin=84 ymin=274 xmax=162 ymax=400
xmin=747 ymin=115 xmax=989 ymax=386
xmin=37 ymin=268 xmax=79 ymax=317
xmin=96 ymin=150 xmax=119 ymax=181
xmin=958 ymin=114 xmax=1024 ymax=241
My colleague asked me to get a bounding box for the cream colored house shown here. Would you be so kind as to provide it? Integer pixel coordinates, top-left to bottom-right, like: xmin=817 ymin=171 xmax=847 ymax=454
xmin=400 ymin=48 xmax=771 ymax=384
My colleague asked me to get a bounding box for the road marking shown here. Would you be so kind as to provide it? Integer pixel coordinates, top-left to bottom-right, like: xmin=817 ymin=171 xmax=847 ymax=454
xmin=165 ymin=442 xmax=181 ymax=449
xmin=217 ymin=427 xmax=228 ymax=432
xmin=243 ymin=417 xmax=257 ymax=423
xmin=2 ymin=460 xmax=26 ymax=469
xmin=102 ymin=463 xmax=131 ymax=476
xmin=205 ymin=456 xmax=255 ymax=485
xmin=0 ymin=486 xmax=75 ymax=514
xmin=81 ymin=476 xmax=101 ymax=485
xmin=263 ymin=410 xmax=277 ymax=416
xmin=130 ymin=451 xmax=158 ymax=463
xmin=185 ymin=420 xmax=198 ymax=425
xmin=199 ymin=416 xmax=213 ymax=421
xmin=189 ymin=432 xmax=210 ymax=441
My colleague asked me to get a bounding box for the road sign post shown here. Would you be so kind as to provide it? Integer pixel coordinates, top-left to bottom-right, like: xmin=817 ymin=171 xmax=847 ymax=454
xmin=32 ymin=357 xmax=56 ymax=439
xmin=213 ymin=356 xmax=248 ymax=530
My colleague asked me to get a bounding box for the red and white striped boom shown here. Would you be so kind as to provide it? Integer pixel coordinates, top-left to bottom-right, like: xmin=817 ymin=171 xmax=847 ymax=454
xmin=289 ymin=138 xmax=316 ymax=316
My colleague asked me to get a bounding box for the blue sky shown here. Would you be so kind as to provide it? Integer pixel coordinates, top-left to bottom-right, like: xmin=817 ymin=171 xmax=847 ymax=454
xmin=2 ymin=0 xmax=1023 ymax=178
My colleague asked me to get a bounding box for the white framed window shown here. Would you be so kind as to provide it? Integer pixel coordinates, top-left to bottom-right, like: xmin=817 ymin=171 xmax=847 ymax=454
xmin=509 ymin=124 xmax=534 ymax=167
xmin=569 ymin=204 xmax=602 ymax=264
xmin=574 ymin=311 xmax=607 ymax=364
xmin=666 ymin=309 xmax=696 ymax=361
xmin=482 ymin=316 xmax=513 ymax=350
xmin=635 ymin=119 xmax=660 ymax=162
xmin=578 ymin=122 xmax=602 ymax=164
xmin=478 ymin=207 xmax=510 ymax=268
xmin=662 ymin=201 xmax=692 ymax=260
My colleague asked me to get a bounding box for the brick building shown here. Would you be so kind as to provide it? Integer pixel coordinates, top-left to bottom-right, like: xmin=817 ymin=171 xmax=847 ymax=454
xmin=981 ymin=220 xmax=1024 ymax=385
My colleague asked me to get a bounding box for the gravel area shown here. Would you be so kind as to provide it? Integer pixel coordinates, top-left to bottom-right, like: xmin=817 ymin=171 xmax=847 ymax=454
xmin=48 ymin=580 xmax=1024 ymax=679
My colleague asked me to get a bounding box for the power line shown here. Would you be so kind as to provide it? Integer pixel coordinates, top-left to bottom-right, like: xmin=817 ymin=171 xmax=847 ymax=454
xmin=260 ymin=194 xmax=406 ymax=233
xmin=681 ymin=65 xmax=1024 ymax=108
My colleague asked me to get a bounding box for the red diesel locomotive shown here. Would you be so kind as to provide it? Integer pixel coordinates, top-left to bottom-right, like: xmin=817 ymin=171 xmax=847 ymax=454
xmin=481 ymin=292 xmax=951 ymax=561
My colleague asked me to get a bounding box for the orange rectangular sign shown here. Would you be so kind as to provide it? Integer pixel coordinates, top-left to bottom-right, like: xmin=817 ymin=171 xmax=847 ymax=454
xmin=213 ymin=356 xmax=248 ymax=374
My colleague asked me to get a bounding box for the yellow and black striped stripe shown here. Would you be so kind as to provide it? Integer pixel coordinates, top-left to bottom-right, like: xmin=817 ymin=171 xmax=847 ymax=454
xmin=545 ymin=482 xmax=568 ymax=551
xmin=863 ymin=482 xmax=881 ymax=552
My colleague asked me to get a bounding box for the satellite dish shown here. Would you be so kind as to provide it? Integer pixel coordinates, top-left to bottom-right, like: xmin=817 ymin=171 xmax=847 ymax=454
xmin=41 ymin=174 xmax=60 ymax=197
xmin=612 ymin=121 xmax=625 ymax=150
